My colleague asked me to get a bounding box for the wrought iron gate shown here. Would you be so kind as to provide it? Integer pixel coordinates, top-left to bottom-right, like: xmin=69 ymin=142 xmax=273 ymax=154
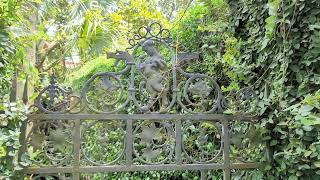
xmin=19 ymin=23 xmax=261 ymax=180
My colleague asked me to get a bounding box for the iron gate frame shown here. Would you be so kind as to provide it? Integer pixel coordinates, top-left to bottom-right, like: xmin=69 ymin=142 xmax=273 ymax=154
xmin=21 ymin=114 xmax=259 ymax=180
xmin=19 ymin=22 xmax=261 ymax=180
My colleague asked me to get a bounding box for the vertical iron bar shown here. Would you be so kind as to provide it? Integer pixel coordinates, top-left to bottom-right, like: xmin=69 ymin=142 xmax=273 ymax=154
xmin=126 ymin=119 xmax=133 ymax=166
xmin=200 ymin=170 xmax=208 ymax=180
xmin=73 ymin=119 xmax=81 ymax=180
xmin=222 ymin=120 xmax=231 ymax=180
xmin=18 ymin=118 xmax=28 ymax=180
xmin=175 ymin=119 xmax=182 ymax=164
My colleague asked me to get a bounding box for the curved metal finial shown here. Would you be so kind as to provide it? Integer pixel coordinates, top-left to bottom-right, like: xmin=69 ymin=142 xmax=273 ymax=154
xmin=33 ymin=76 xmax=81 ymax=113
xmin=127 ymin=22 xmax=172 ymax=49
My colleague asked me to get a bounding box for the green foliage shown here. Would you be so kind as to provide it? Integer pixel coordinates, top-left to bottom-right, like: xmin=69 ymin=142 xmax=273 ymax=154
xmin=0 ymin=0 xmax=19 ymax=97
xmin=67 ymin=55 xmax=115 ymax=91
xmin=172 ymin=3 xmax=207 ymax=51
xmin=3 ymin=0 xmax=320 ymax=179
xmin=225 ymin=0 xmax=320 ymax=179
xmin=0 ymin=102 xmax=29 ymax=179
xmin=172 ymin=0 xmax=320 ymax=178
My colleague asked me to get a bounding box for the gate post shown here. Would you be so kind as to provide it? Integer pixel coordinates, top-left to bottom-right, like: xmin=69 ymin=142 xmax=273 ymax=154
xmin=175 ymin=119 xmax=182 ymax=165
xmin=17 ymin=118 xmax=28 ymax=180
xmin=73 ymin=119 xmax=81 ymax=180
xmin=222 ymin=120 xmax=231 ymax=180
xmin=126 ymin=119 xmax=133 ymax=166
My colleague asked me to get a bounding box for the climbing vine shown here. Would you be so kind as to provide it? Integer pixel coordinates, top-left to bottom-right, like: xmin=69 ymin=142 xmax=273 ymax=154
xmin=225 ymin=0 xmax=320 ymax=179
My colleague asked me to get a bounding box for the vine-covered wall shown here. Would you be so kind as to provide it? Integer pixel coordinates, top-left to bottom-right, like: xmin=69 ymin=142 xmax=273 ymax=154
xmin=226 ymin=0 xmax=320 ymax=179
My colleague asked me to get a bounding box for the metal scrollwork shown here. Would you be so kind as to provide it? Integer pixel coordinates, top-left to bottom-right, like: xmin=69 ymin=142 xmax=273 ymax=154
xmin=35 ymin=77 xmax=81 ymax=114
xmin=127 ymin=22 xmax=172 ymax=49
xmin=33 ymin=22 xmax=228 ymax=114
xmin=178 ymin=75 xmax=226 ymax=113
xmin=225 ymin=87 xmax=258 ymax=114
xmin=82 ymin=73 xmax=128 ymax=113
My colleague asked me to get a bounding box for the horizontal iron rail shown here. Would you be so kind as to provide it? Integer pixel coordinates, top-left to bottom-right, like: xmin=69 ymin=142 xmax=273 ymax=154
xmin=23 ymin=163 xmax=259 ymax=174
xmin=27 ymin=113 xmax=258 ymax=121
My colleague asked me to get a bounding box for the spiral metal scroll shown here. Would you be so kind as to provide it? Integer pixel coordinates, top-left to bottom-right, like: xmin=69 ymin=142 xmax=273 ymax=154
xmin=225 ymin=87 xmax=258 ymax=114
xmin=81 ymin=73 xmax=129 ymax=113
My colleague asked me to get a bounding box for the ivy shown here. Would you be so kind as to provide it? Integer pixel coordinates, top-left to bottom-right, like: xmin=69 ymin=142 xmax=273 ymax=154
xmin=224 ymin=0 xmax=320 ymax=178
xmin=0 ymin=101 xmax=30 ymax=179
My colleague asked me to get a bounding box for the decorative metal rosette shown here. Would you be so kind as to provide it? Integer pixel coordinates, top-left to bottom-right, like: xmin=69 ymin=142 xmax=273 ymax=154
xmin=133 ymin=120 xmax=175 ymax=164
xmin=27 ymin=120 xmax=74 ymax=166
xmin=81 ymin=120 xmax=126 ymax=165
xmin=182 ymin=120 xmax=222 ymax=163
xmin=35 ymin=77 xmax=81 ymax=114
xmin=230 ymin=121 xmax=264 ymax=163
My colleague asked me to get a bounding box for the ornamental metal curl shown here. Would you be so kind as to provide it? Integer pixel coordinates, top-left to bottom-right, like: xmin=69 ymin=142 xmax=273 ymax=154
xmin=126 ymin=22 xmax=173 ymax=49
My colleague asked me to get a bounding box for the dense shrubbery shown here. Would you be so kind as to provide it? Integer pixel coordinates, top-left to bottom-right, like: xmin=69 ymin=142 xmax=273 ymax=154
xmin=226 ymin=0 xmax=320 ymax=179
xmin=0 ymin=102 xmax=28 ymax=178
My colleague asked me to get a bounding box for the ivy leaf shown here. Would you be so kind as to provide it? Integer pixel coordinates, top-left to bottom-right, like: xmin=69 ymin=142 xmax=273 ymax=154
xmin=299 ymin=105 xmax=314 ymax=116
xmin=270 ymin=140 xmax=278 ymax=146
xmin=302 ymin=125 xmax=313 ymax=132
xmin=260 ymin=39 xmax=269 ymax=50
xmin=304 ymin=150 xmax=312 ymax=157
xmin=314 ymin=161 xmax=320 ymax=168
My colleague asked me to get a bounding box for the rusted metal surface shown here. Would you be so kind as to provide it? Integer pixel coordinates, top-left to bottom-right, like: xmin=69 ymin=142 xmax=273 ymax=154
xmin=21 ymin=22 xmax=261 ymax=180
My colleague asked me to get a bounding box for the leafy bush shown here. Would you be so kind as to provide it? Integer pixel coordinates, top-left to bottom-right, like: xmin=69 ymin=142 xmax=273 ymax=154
xmin=0 ymin=101 xmax=29 ymax=179
xmin=226 ymin=0 xmax=320 ymax=179
xmin=67 ymin=56 xmax=116 ymax=91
